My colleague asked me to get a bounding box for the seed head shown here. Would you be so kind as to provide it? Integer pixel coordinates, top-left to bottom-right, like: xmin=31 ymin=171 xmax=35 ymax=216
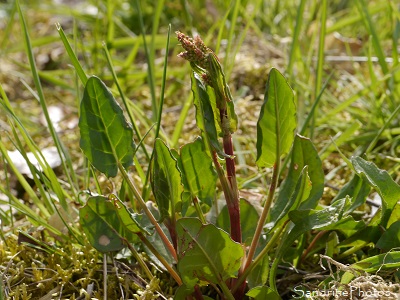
xmin=176 ymin=31 xmax=210 ymax=69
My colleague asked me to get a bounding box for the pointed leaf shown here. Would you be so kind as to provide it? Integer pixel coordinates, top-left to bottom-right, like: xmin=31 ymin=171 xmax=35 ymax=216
xmin=79 ymin=195 xmax=146 ymax=253
xmin=180 ymin=137 xmax=217 ymax=206
xmin=151 ymin=139 xmax=184 ymax=222
xmin=351 ymin=156 xmax=400 ymax=227
xmin=270 ymin=166 xmax=312 ymax=228
xmin=256 ymin=68 xmax=296 ymax=168
xmin=79 ymin=76 xmax=135 ymax=177
xmin=293 ymin=135 xmax=324 ymax=209
xmin=176 ymin=218 xmax=244 ymax=288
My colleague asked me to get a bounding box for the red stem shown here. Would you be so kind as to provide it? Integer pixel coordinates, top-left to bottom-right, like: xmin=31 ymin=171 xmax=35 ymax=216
xmin=219 ymin=108 xmax=242 ymax=244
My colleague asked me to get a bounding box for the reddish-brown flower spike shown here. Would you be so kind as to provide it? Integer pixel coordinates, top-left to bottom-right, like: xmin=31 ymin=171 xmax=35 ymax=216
xmin=176 ymin=31 xmax=209 ymax=70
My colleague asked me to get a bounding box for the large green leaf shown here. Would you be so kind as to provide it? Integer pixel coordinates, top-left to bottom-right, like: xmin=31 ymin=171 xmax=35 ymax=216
xmin=256 ymin=68 xmax=296 ymax=168
xmin=176 ymin=218 xmax=244 ymax=288
xmin=180 ymin=137 xmax=217 ymax=206
xmin=79 ymin=194 xmax=147 ymax=253
xmin=79 ymin=76 xmax=135 ymax=177
xmin=151 ymin=139 xmax=184 ymax=222
xmin=351 ymin=156 xmax=400 ymax=228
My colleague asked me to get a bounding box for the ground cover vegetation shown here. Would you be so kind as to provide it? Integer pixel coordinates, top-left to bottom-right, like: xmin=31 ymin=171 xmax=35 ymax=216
xmin=0 ymin=0 xmax=400 ymax=299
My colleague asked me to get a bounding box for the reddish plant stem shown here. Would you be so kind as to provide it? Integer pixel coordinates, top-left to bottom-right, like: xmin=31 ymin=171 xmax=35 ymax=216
xmin=193 ymin=285 xmax=204 ymax=300
xmin=219 ymin=108 xmax=242 ymax=244
xmin=300 ymin=230 xmax=327 ymax=264
xmin=218 ymin=107 xmax=245 ymax=298
xmin=223 ymin=137 xmax=241 ymax=244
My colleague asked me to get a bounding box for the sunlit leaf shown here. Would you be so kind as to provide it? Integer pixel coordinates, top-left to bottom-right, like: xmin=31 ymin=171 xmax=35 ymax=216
xmin=151 ymin=139 xmax=183 ymax=222
xmin=176 ymin=218 xmax=244 ymax=288
xmin=340 ymin=251 xmax=400 ymax=284
xmin=351 ymin=156 xmax=400 ymax=228
xmin=79 ymin=76 xmax=135 ymax=177
xmin=256 ymin=68 xmax=296 ymax=168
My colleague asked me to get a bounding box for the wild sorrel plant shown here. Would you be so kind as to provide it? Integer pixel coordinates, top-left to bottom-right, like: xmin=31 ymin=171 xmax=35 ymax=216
xmin=71 ymin=30 xmax=400 ymax=299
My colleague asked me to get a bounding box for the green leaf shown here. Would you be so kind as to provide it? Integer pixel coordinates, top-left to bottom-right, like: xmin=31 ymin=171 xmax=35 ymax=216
xmin=351 ymin=156 xmax=400 ymax=227
xmin=206 ymin=53 xmax=238 ymax=134
xmin=352 ymin=251 xmax=400 ymax=272
xmin=246 ymin=286 xmax=281 ymax=300
xmin=256 ymin=68 xmax=296 ymax=168
xmin=176 ymin=218 xmax=244 ymax=288
xmin=387 ymin=203 xmax=400 ymax=228
xmin=376 ymin=221 xmax=400 ymax=251
xmin=151 ymin=139 xmax=184 ymax=222
xmin=180 ymin=137 xmax=217 ymax=207
xmin=191 ymin=73 xmax=226 ymax=158
xmin=270 ymin=166 xmax=312 ymax=228
xmin=332 ymin=174 xmax=371 ymax=214
xmin=79 ymin=76 xmax=135 ymax=177
xmin=170 ymin=149 xmax=192 ymax=216
xmin=276 ymin=198 xmax=349 ymax=260
xmin=79 ymin=195 xmax=146 ymax=253
xmin=289 ymin=198 xmax=348 ymax=231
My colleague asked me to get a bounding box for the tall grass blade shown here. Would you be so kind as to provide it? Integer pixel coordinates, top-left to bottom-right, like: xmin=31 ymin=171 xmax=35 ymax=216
xmin=17 ymin=1 xmax=78 ymax=199
xmin=56 ymin=23 xmax=88 ymax=86
xmin=287 ymin=0 xmax=306 ymax=75
xmin=134 ymin=0 xmax=157 ymax=120
xmin=310 ymin=0 xmax=327 ymax=139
